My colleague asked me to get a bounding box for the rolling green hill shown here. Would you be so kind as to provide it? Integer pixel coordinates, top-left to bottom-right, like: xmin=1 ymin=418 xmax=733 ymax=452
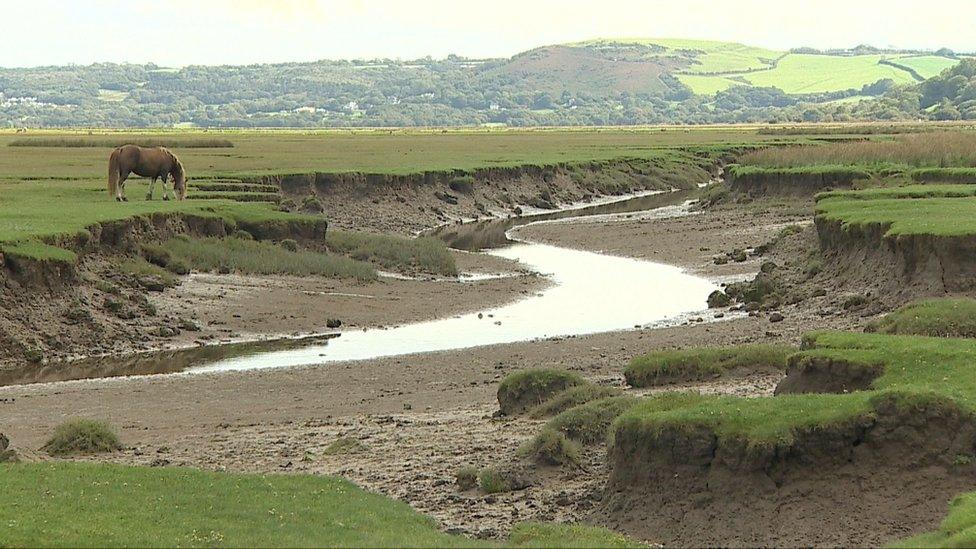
xmin=0 ymin=38 xmax=968 ymax=127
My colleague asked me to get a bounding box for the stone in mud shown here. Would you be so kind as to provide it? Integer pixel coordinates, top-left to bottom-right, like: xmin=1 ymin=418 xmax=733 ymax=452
xmin=326 ymin=318 xmax=342 ymax=329
xmin=731 ymin=249 xmax=748 ymax=263
xmin=769 ymin=312 xmax=785 ymax=323
xmin=707 ymin=290 xmax=732 ymax=308
xmin=0 ymin=433 xmax=17 ymax=463
xmin=155 ymin=326 xmax=179 ymax=338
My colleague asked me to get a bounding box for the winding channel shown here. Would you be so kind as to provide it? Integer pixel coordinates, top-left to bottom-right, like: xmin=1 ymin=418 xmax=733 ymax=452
xmin=1 ymin=189 xmax=719 ymax=385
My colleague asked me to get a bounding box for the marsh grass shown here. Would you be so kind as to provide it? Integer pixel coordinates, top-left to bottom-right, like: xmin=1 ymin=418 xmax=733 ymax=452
xmin=160 ymin=236 xmax=377 ymax=281
xmin=9 ymin=137 xmax=234 ymax=148
xmin=740 ymin=132 xmax=976 ymax=168
xmin=41 ymin=419 xmax=122 ymax=456
xmin=325 ymin=230 xmax=457 ymax=276
xmin=119 ymin=257 xmax=178 ymax=287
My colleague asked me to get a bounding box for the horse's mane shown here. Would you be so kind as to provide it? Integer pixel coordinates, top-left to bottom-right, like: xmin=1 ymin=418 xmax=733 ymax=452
xmin=164 ymin=148 xmax=185 ymax=179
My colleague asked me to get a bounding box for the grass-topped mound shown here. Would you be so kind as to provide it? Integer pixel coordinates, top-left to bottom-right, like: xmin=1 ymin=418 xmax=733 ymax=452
xmin=625 ymin=344 xmax=790 ymax=387
xmin=868 ymin=298 xmax=976 ymax=338
xmin=0 ymin=462 xmax=635 ymax=547
xmin=497 ymin=369 xmax=585 ymax=416
xmin=611 ymin=331 xmax=976 ymax=476
xmin=41 ymin=419 xmax=122 ymax=456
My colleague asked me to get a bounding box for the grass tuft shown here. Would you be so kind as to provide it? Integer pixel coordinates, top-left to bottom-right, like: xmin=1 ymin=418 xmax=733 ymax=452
xmin=322 ymin=437 xmax=367 ymax=455
xmin=41 ymin=419 xmax=122 ymax=456
xmin=518 ymin=429 xmax=581 ymax=466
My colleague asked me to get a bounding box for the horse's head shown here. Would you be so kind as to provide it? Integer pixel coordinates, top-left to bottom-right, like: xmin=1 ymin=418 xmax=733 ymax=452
xmin=172 ymin=160 xmax=187 ymax=200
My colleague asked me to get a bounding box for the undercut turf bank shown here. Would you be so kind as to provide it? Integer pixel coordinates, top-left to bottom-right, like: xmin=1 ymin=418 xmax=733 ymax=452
xmin=813 ymin=185 xmax=976 ymax=293
xmin=601 ymin=331 xmax=976 ymax=547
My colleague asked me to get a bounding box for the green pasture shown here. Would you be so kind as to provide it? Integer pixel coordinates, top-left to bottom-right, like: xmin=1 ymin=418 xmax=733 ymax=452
xmin=743 ymin=54 xmax=918 ymax=94
xmin=0 ymin=462 xmax=636 ymax=548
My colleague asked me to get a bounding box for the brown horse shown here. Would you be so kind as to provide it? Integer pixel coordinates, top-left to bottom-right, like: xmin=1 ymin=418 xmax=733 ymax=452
xmin=107 ymin=145 xmax=187 ymax=202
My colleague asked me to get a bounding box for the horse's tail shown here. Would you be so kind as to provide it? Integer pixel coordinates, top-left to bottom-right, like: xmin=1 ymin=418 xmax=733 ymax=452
xmin=107 ymin=148 xmax=121 ymax=198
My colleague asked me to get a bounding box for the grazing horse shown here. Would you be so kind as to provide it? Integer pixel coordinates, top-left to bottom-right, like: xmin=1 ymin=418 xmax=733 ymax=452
xmin=107 ymin=145 xmax=186 ymax=201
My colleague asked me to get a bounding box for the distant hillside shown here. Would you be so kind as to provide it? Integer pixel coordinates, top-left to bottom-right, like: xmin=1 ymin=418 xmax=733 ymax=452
xmin=0 ymin=38 xmax=969 ymax=127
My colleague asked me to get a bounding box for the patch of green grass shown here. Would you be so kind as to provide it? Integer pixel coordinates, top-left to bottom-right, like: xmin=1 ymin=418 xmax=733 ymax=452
xmin=40 ymin=419 xmax=122 ymax=456
xmin=743 ymin=53 xmax=917 ymax=94
xmin=508 ymin=522 xmax=643 ymax=548
xmin=528 ymin=384 xmax=622 ymax=418
xmin=0 ymin=240 xmax=78 ymax=262
xmin=625 ymin=345 xmax=791 ymax=387
xmin=160 ymin=236 xmax=377 ymax=281
xmin=325 ymin=230 xmax=456 ymax=276
xmin=816 ymin=190 xmax=976 ymax=237
xmin=0 ymin=462 xmax=480 ymax=548
xmin=497 ymin=369 xmax=586 ymax=416
xmin=870 ymin=298 xmax=976 ymax=338
xmin=891 ymin=55 xmax=960 ymax=79
xmin=0 ymin=179 xmax=324 ymax=261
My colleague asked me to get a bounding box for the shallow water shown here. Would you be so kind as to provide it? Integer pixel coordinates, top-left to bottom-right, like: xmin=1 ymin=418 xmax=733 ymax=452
xmin=2 ymin=190 xmax=718 ymax=384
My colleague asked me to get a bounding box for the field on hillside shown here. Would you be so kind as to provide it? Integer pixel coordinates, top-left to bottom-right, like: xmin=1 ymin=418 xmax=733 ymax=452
xmin=742 ymin=54 xmax=918 ymax=94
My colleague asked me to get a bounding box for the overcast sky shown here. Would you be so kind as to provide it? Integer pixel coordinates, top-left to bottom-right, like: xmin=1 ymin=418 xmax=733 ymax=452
xmin=2 ymin=0 xmax=974 ymax=67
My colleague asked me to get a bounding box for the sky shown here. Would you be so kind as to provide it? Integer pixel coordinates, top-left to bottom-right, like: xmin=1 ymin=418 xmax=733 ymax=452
xmin=1 ymin=0 xmax=974 ymax=67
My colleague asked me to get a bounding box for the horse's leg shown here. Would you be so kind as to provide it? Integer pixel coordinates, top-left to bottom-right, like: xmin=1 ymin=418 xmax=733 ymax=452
xmin=147 ymin=177 xmax=157 ymax=200
xmin=161 ymin=173 xmax=171 ymax=201
xmin=119 ymin=172 xmax=129 ymax=202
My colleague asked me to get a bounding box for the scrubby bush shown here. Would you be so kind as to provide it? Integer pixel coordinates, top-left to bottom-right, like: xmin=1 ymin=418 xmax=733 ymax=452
xmin=518 ymin=429 xmax=581 ymax=466
xmin=455 ymin=466 xmax=478 ymax=490
xmin=279 ymin=238 xmax=299 ymax=252
xmin=497 ymin=369 xmax=585 ymax=416
xmin=41 ymin=419 xmax=122 ymax=456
